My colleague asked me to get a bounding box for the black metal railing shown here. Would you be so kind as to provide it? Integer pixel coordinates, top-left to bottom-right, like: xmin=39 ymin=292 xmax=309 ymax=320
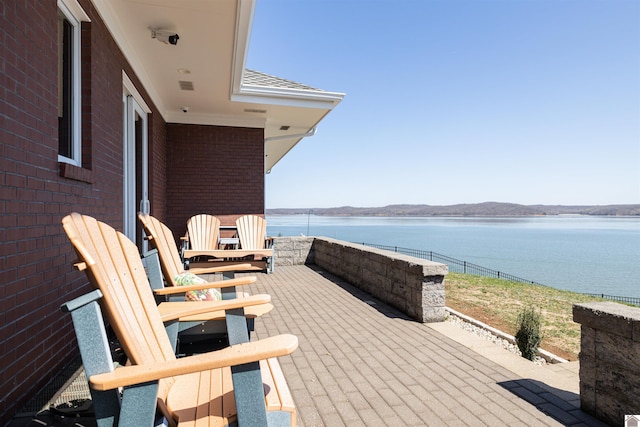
xmin=582 ymin=293 xmax=640 ymax=306
xmin=356 ymin=242 xmax=640 ymax=307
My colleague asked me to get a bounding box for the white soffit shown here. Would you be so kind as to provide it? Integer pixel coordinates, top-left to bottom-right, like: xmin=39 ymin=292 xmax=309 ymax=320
xmin=88 ymin=0 xmax=345 ymax=171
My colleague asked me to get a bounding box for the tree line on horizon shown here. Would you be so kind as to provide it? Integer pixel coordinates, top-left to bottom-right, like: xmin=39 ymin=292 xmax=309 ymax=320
xmin=266 ymin=202 xmax=640 ymax=217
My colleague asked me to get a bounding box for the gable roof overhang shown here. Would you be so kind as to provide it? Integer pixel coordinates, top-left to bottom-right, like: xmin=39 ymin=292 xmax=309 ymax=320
xmin=89 ymin=0 xmax=344 ymax=172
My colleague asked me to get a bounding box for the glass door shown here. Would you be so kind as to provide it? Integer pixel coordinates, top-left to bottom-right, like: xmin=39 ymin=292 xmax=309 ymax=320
xmin=123 ymin=91 xmax=149 ymax=252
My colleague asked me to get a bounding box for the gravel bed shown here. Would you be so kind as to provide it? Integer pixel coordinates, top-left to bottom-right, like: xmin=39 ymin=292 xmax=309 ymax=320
xmin=446 ymin=312 xmax=547 ymax=365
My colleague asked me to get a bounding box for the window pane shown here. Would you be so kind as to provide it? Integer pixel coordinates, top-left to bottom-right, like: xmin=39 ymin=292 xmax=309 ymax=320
xmin=58 ymin=11 xmax=73 ymax=159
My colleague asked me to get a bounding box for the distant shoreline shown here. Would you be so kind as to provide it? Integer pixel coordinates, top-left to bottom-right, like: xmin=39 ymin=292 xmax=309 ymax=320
xmin=266 ymin=202 xmax=640 ymax=217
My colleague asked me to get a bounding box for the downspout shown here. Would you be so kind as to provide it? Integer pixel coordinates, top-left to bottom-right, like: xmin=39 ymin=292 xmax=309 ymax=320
xmin=264 ymin=127 xmax=317 ymax=142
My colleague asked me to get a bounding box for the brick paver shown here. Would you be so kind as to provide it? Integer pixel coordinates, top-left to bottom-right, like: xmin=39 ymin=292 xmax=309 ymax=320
xmin=247 ymin=265 xmax=606 ymax=427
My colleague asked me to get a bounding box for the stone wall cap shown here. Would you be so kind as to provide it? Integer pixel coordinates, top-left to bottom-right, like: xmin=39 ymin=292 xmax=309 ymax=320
xmin=574 ymin=301 xmax=640 ymax=319
xmin=573 ymin=301 xmax=640 ymax=341
xmin=315 ymin=237 xmax=448 ymax=275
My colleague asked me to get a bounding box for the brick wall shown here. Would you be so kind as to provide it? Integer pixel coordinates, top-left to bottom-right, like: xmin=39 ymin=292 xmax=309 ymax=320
xmin=165 ymin=124 xmax=265 ymax=239
xmin=150 ymin=114 xmax=168 ymax=221
xmin=0 ymin=1 xmax=166 ymax=423
xmin=0 ymin=2 xmax=261 ymax=422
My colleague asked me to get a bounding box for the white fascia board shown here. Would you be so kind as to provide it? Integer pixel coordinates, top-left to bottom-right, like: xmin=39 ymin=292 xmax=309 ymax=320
xmin=233 ymin=85 xmax=345 ymax=109
xmin=231 ymin=0 xmax=256 ymax=96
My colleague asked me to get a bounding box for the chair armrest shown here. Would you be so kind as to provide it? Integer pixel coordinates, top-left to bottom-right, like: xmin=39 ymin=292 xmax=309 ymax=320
xmin=188 ymin=263 xmax=254 ymax=275
xmin=153 ymin=276 xmax=256 ymax=297
xmin=89 ymin=334 xmax=298 ymax=390
xmin=157 ymin=293 xmax=271 ymax=322
xmin=177 ymin=302 xmax=273 ymax=322
xmin=184 ymin=249 xmax=273 ymax=258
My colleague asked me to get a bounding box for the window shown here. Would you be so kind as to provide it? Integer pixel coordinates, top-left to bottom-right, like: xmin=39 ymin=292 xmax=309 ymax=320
xmin=57 ymin=0 xmax=87 ymax=165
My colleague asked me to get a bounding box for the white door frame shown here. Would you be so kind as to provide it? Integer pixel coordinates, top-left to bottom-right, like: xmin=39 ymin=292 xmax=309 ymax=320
xmin=123 ymin=73 xmax=151 ymax=251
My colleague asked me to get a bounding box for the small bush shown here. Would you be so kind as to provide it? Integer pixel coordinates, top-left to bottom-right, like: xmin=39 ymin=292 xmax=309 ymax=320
xmin=515 ymin=306 xmax=543 ymax=361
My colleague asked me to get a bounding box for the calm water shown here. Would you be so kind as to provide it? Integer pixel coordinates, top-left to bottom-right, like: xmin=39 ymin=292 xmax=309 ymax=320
xmin=266 ymin=215 xmax=640 ymax=298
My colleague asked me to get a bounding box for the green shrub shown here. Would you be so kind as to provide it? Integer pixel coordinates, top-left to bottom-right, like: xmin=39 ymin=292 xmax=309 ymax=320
xmin=515 ymin=306 xmax=543 ymax=361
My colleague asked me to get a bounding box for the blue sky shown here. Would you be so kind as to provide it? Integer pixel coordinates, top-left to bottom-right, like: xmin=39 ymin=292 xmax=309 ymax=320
xmin=247 ymin=0 xmax=640 ymax=209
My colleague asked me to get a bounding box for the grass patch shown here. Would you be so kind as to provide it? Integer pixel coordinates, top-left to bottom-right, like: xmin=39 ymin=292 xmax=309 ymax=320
xmin=445 ymin=273 xmax=608 ymax=360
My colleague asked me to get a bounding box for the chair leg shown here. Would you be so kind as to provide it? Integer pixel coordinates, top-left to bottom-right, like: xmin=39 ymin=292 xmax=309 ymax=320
xmin=231 ymin=362 xmax=269 ymax=426
xmin=61 ymin=291 xmax=121 ymax=427
xmin=226 ymin=308 xmax=250 ymax=345
xmin=223 ymin=291 xmax=271 ymax=425
xmin=261 ymin=256 xmax=274 ymax=274
xmin=221 ymin=284 xmax=237 ymax=299
xmin=119 ymin=382 xmax=160 ymax=427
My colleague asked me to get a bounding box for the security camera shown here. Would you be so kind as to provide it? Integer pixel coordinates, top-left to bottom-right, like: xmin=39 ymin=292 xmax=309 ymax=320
xmin=181 ymin=106 xmax=189 ymax=113
xmin=151 ymin=28 xmax=179 ymax=45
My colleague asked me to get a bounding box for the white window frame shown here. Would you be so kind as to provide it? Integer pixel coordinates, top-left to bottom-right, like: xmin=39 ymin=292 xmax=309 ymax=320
xmin=123 ymin=72 xmax=151 ymax=251
xmin=57 ymin=0 xmax=89 ymax=166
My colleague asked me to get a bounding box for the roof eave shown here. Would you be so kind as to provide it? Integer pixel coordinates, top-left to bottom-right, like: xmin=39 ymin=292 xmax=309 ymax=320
xmin=265 ymin=107 xmax=336 ymax=173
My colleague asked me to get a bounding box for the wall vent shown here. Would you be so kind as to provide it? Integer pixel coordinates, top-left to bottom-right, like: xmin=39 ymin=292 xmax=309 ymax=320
xmin=179 ymin=81 xmax=194 ymax=91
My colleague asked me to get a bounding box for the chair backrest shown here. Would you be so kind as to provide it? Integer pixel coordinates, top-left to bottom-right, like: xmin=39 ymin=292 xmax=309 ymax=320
xmin=186 ymin=214 xmax=220 ymax=250
xmin=138 ymin=213 xmax=183 ymax=287
xmin=236 ymin=215 xmax=267 ymax=250
xmin=62 ymin=213 xmax=177 ymax=400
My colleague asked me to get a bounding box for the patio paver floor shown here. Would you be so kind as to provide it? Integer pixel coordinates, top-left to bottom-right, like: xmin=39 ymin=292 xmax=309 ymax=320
xmin=9 ymin=264 xmax=607 ymax=427
xmin=245 ymin=265 xmax=605 ymax=427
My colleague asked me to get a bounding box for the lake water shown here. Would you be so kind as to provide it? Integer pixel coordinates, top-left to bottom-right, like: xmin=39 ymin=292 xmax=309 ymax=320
xmin=266 ymin=215 xmax=640 ymax=298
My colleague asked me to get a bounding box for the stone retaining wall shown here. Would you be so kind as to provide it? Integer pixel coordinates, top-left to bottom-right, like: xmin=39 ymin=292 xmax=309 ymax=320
xmin=273 ymin=236 xmax=447 ymax=323
xmin=573 ymin=302 xmax=640 ymax=426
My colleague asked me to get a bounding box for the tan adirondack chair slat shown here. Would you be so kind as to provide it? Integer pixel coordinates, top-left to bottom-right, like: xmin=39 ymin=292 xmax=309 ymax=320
xmin=260 ymin=357 xmax=294 ymax=417
xmin=182 ymin=249 xmax=273 ymax=260
xmin=156 ymin=295 xmax=271 ymax=324
xmin=142 ymin=213 xmax=186 ymax=283
xmin=157 ymin=301 xmax=273 ymax=323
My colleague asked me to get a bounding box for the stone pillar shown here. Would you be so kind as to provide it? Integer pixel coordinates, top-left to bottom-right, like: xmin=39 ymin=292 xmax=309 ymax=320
xmin=573 ymin=302 xmax=640 ymax=426
xmin=272 ymin=236 xmax=314 ymax=266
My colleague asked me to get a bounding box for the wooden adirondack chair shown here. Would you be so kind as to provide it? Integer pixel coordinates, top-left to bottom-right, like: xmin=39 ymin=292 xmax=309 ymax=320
xmin=62 ymin=213 xmax=298 ymax=426
xmin=233 ymin=215 xmax=274 ymax=273
xmin=183 ymin=215 xmax=275 ymax=273
xmin=138 ymin=213 xmax=272 ymax=351
xmin=236 ymin=215 xmax=272 ymax=251
xmin=186 ymin=213 xmax=221 ymax=251
xmin=143 ymin=213 xmax=273 ymax=277
xmin=181 ymin=213 xmax=236 ymax=266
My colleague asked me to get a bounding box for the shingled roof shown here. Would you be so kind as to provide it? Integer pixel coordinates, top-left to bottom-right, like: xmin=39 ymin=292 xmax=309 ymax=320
xmin=244 ymin=69 xmax=324 ymax=92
